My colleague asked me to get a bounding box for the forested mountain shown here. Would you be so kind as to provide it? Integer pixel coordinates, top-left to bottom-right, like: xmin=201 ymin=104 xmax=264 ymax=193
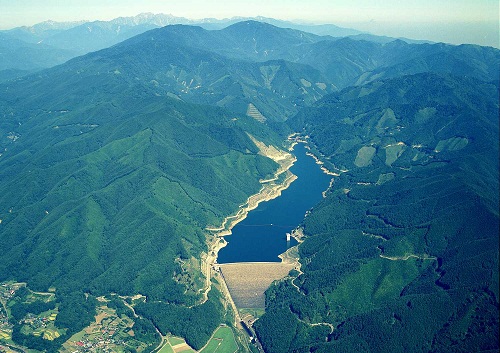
xmin=0 ymin=92 xmax=280 ymax=298
xmin=1 ymin=26 xmax=333 ymax=122
xmin=0 ymin=32 xmax=77 ymax=73
xmin=0 ymin=17 xmax=498 ymax=353
xmin=38 ymin=13 xmax=191 ymax=55
xmin=12 ymin=20 xmax=495 ymax=122
xmin=117 ymin=21 xmax=500 ymax=90
xmin=255 ymin=73 xmax=499 ymax=352
xmin=0 ymin=23 xmax=290 ymax=348
xmin=293 ymin=37 xmax=500 ymax=89
xmin=353 ymin=41 xmax=500 ymax=85
xmin=0 ymin=13 xmax=357 ymax=79
xmin=0 ymin=86 xmax=281 ymax=350
xmin=192 ymin=15 xmax=364 ymax=37
xmin=3 ymin=19 xmax=87 ymax=43
xmin=114 ymin=21 xmax=500 ymax=91
xmin=3 ymin=17 xmax=498 ymax=90
xmin=0 ymin=14 xmax=181 ymax=79
xmin=4 ymin=13 xmax=497 ymax=86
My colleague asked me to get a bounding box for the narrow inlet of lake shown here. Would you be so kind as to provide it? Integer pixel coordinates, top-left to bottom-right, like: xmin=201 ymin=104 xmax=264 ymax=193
xmin=217 ymin=143 xmax=332 ymax=263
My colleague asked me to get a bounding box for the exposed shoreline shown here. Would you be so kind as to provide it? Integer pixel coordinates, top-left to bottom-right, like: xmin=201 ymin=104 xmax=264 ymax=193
xmin=205 ymin=135 xmax=339 ymax=269
xmin=206 ymin=170 xmax=297 ymax=237
xmin=200 ymin=136 xmax=298 ymax=305
xmin=200 ymin=135 xmax=336 ymax=314
xmin=206 ymin=139 xmax=297 ymax=244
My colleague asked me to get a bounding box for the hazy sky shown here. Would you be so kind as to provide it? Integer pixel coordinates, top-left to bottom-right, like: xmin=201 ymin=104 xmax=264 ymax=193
xmin=0 ymin=0 xmax=498 ymax=47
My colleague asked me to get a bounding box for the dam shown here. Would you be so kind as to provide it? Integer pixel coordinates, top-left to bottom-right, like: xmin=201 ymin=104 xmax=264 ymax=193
xmin=218 ymin=262 xmax=296 ymax=309
xmin=216 ymin=143 xmax=332 ymax=311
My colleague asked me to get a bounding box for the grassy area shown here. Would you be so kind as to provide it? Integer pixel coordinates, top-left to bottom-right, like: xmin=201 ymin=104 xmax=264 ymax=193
xmin=200 ymin=326 xmax=238 ymax=353
xmin=164 ymin=336 xmax=196 ymax=353
xmin=157 ymin=342 xmax=174 ymax=353
xmin=167 ymin=336 xmax=185 ymax=345
xmin=200 ymin=339 xmax=220 ymax=353
xmin=66 ymin=329 xmax=86 ymax=342
xmin=239 ymin=308 xmax=265 ymax=319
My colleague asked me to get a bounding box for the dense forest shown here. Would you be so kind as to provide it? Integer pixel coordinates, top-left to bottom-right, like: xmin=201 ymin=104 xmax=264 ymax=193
xmin=135 ymin=289 xmax=224 ymax=350
xmin=0 ymin=69 xmax=282 ymax=350
xmin=0 ymin=18 xmax=498 ymax=353
xmin=254 ymin=73 xmax=499 ymax=352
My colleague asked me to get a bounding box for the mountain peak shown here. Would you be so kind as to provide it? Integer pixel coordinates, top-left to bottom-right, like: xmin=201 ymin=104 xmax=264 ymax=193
xmin=108 ymin=12 xmax=191 ymax=27
xmin=22 ymin=19 xmax=87 ymax=33
xmin=225 ymin=20 xmax=279 ymax=30
xmin=221 ymin=20 xmax=322 ymax=44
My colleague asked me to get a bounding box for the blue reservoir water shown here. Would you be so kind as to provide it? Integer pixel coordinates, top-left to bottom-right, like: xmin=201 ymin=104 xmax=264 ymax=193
xmin=217 ymin=143 xmax=332 ymax=263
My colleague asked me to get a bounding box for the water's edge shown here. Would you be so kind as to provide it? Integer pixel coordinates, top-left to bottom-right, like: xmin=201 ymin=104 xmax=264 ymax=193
xmin=217 ymin=141 xmax=332 ymax=263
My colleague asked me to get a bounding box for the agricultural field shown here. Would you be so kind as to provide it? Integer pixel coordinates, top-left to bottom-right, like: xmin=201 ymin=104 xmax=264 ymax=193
xmin=0 ymin=282 xmax=159 ymax=353
xmin=19 ymin=309 xmax=65 ymax=341
xmin=200 ymin=326 xmax=238 ymax=353
xmin=162 ymin=335 xmax=195 ymax=353
xmin=0 ymin=282 xmax=62 ymax=347
xmin=154 ymin=326 xmax=239 ymax=353
xmin=0 ymin=284 xmax=15 ymax=342
xmin=60 ymin=304 xmax=150 ymax=353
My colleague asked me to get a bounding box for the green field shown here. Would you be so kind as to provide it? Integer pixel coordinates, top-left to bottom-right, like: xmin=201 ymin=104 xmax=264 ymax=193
xmin=157 ymin=342 xmax=174 ymax=353
xmin=167 ymin=336 xmax=185 ymax=346
xmin=239 ymin=308 xmax=265 ymax=319
xmin=200 ymin=326 xmax=238 ymax=353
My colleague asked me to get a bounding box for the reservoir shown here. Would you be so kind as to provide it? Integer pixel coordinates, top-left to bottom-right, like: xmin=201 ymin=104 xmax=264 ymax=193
xmin=218 ymin=143 xmax=332 ymax=263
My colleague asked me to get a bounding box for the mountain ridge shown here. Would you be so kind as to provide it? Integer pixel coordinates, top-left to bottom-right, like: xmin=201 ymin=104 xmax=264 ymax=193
xmin=4 ymin=22 xmax=338 ymax=121
xmin=0 ymin=15 xmax=498 ymax=353
xmin=255 ymin=72 xmax=499 ymax=352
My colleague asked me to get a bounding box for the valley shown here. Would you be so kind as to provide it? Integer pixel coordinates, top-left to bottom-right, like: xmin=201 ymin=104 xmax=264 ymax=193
xmin=217 ymin=143 xmax=331 ymax=264
xmin=0 ymin=13 xmax=498 ymax=353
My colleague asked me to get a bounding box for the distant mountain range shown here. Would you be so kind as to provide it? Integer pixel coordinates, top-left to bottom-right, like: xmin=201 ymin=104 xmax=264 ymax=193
xmin=0 ymin=14 xmax=498 ymax=353
xmin=0 ymin=12 xmax=435 ymax=81
xmin=0 ymin=13 xmax=350 ymax=76
xmin=3 ymin=20 xmax=497 ymax=121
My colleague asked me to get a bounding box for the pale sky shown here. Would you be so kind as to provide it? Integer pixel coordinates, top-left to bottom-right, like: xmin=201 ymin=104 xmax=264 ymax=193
xmin=0 ymin=0 xmax=498 ymax=47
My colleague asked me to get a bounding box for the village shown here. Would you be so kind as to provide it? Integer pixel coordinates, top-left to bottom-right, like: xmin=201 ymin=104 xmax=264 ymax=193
xmin=0 ymin=281 xmax=244 ymax=353
xmin=0 ymin=283 xmax=24 ymax=342
xmin=0 ymin=282 xmax=152 ymax=353
xmin=59 ymin=304 xmax=148 ymax=353
xmin=0 ymin=281 xmax=63 ymax=344
xmin=0 ymin=282 xmax=23 ymax=353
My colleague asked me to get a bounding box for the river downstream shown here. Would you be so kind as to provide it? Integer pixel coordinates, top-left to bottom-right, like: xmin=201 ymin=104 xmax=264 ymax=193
xmin=217 ymin=143 xmax=332 ymax=263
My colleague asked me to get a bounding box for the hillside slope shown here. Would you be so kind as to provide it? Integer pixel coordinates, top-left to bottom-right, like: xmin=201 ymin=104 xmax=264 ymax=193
xmin=0 ymin=32 xmax=77 ymax=72
xmin=0 ymin=92 xmax=279 ymax=296
xmin=4 ymin=18 xmax=498 ymax=94
xmin=1 ymin=25 xmax=333 ymax=122
xmin=0 ymin=58 xmax=285 ymax=349
xmin=0 ymin=19 xmax=499 ymax=353
xmin=255 ymin=73 xmax=499 ymax=353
